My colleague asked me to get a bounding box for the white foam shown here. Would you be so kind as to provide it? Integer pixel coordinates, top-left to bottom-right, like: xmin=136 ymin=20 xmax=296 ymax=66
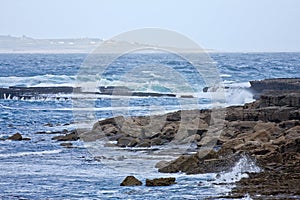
xmin=220 ymin=74 xmax=232 ymax=77
xmin=225 ymin=87 xmax=254 ymax=105
xmin=214 ymin=155 xmax=261 ymax=184
xmin=0 ymin=149 xmax=62 ymax=158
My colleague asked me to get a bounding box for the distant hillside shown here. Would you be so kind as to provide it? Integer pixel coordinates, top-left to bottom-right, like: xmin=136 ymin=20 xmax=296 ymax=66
xmin=0 ymin=35 xmax=217 ymax=53
xmin=0 ymin=35 xmax=103 ymax=53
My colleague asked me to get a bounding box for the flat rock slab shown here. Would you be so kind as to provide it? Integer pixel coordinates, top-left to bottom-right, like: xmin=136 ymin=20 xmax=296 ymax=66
xmin=145 ymin=177 xmax=176 ymax=186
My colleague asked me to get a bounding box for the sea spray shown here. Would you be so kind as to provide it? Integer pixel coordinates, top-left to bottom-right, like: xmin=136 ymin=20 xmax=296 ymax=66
xmin=214 ymin=155 xmax=261 ymax=184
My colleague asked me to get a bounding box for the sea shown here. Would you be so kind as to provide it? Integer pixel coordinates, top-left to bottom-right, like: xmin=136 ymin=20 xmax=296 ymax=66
xmin=0 ymin=52 xmax=299 ymax=199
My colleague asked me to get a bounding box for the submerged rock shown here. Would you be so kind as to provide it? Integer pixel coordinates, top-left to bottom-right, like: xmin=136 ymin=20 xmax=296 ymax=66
xmin=145 ymin=177 xmax=176 ymax=186
xmin=8 ymin=133 xmax=23 ymax=140
xmin=60 ymin=142 xmax=73 ymax=148
xmin=120 ymin=176 xmax=142 ymax=186
xmin=7 ymin=133 xmax=31 ymax=141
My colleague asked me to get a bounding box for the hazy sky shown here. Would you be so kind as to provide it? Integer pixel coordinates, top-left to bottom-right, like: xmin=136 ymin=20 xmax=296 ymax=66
xmin=1 ymin=0 xmax=300 ymax=52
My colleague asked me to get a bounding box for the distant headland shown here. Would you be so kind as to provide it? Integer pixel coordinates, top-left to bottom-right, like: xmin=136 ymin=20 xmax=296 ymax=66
xmin=0 ymin=35 xmax=102 ymax=53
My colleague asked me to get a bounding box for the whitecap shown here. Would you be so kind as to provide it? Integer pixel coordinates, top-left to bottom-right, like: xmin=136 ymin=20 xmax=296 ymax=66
xmin=0 ymin=149 xmax=62 ymax=158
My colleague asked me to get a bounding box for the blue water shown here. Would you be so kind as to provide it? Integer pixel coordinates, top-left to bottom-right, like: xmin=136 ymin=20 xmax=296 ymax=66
xmin=0 ymin=53 xmax=299 ymax=199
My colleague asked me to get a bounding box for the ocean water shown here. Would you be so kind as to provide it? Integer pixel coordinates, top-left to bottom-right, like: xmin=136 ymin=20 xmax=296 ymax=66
xmin=0 ymin=52 xmax=299 ymax=199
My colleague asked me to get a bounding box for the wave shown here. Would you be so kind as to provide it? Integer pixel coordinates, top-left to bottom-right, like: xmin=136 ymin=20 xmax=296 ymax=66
xmin=0 ymin=149 xmax=62 ymax=158
xmin=0 ymin=75 xmax=75 ymax=88
xmin=0 ymin=73 xmax=254 ymax=107
xmin=214 ymin=155 xmax=261 ymax=184
xmin=220 ymin=74 xmax=232 ymax=78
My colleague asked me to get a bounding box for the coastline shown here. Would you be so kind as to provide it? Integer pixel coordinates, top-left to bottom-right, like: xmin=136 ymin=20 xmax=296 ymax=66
xmin=80 ymin=78 xmax=300 ymax=199
xmin=1 ymin=78 xmax=298 ymax=198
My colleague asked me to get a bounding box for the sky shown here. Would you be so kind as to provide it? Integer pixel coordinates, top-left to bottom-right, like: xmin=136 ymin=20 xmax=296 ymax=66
xmin=1 ymin=0 xmax=300 ymax=52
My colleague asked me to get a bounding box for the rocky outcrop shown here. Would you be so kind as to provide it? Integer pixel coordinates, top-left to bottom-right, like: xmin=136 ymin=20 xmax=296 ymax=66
xmin=0 ymin=86 xmax=176 ymax=100
xmin=52 ymin=130 xmax=79 ymax=141
xmin=7 ymin=133 xmax=31 ymax=141
xmin=250 ymin=78 xmax=300 ymax=99
xmin=157 ymin=150 xmax=239 ymax=174
xmin=158 ymin=101 xmax=300 ymax=172
xmin=145 ymin=177 xmax=176 ymax=186
xmin=250 ymin=78 xmax=300 ymax=92
xmin=120 ymin=176 xmax=142 ymax=186
xmin=0 ymin=86 xmax=75 ymax=98
xmin=85 ymin=78 xmax=300 ymax=198
xmin=80 ymin=110 xmax=212 ymax=148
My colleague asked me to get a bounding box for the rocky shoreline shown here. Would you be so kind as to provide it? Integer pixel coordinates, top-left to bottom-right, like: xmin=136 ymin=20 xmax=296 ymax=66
xmin=80 ymin=78 xmax=300 ymax=199
xmin=3 ymin=78 xmax=298 ymax=198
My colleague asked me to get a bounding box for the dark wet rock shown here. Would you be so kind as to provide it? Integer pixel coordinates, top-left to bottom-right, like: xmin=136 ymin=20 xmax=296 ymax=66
xmin=145 ymin=177 xmax=176 ymax=186
xmin=52 ymin=131 xmax=79 ymax=141
xmin=136 ymin=141 xmax=151 ymax=148
xmin=150 ymin=138 xmax=165 ymax=146
xmin=166 ymin=111 xmax=181 ymax=121
xmin=7 ymin=133 xmax=31 ymax=141
xmin=180 ymin=95 xmax=194 ymax=98
xmin=279 ymin=120 xmax=300 ymax=129
xmin=0 ymin=86 xmax=178 ymax=99
xmin=43 ymin=123 xmax=54 ymax=127
xmin=99 ymin=86 xmax=132 ymax=95
xmin=132 ymin=92 xmax=176 ymax=97
xmin=0 ymin=86 xmax=77 ymax=100
xmin=202 ymin=86 xmax=209 ymax=92
xmin=99 ymin=86 xmax=176 ymax=97
xmin=8 ymin=133 xmax=22 ymax=140
xmin=157 ymin=150 xmax=235 ymax=174
xmin=120 ymin=176 xmax=142 ymax=186
xmin=228 ymin=171 xmax=300 ymax=198
xmin=60 ymin=142 xmax=73 ymax=148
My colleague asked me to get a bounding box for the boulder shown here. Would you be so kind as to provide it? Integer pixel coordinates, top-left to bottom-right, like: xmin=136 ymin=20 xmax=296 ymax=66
xmin=52 ymin=131 xmax=79 ymax=141
xmin=117 ymin=136 xmax=135 ymax=147
xmin=120 ymin=176 xmax=142 ymax=186
xmin=7 ymin=133 xmax=30 ymax=141
xmin=155 ymin=160 xmax=170 ymax=169
xmin=145 ymin=177 xmax=176 ymax=186
xmin=8 ymin=133 xmax=23 ymax=140
xmin=158 ymin=150 xmax=235 ymax=174
xmin=158 ymin=155 xmax=197 ymax=174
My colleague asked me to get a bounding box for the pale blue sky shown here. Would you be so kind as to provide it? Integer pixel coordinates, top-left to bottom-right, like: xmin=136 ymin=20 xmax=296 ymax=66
xmin=1 ymin=0 xmax=300 ymax=52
